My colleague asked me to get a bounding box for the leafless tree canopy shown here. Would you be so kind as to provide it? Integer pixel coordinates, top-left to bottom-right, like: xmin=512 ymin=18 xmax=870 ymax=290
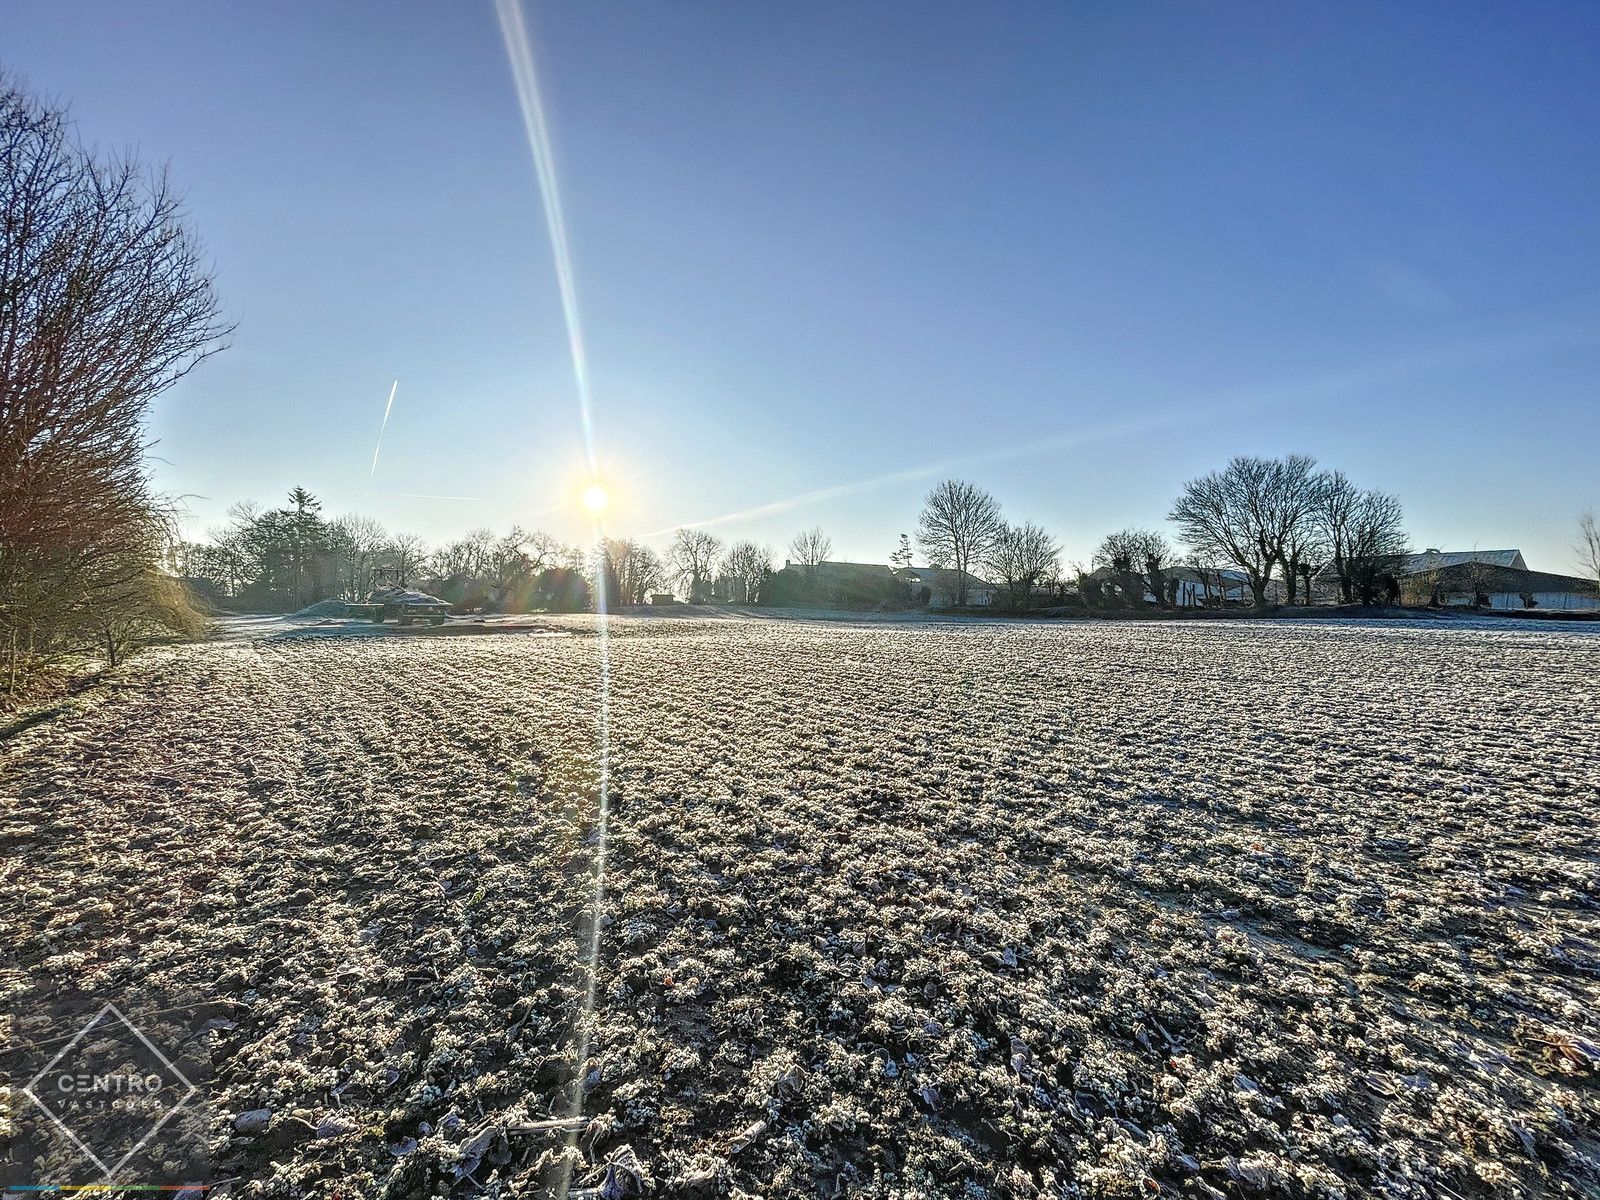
xmin=987 ymin=520 xmax=1059 ymax=609
xmin=1 ymin=78 xmax=227 ymax=689
xmin=890 ymin=533 xmax=913 ymax=570
xmin=787 ymin=526 xmax=832 ymax=569
xmin=1578 ymin=511 xmax=1600 ymax=589
xmin=669 ymin=528 xmax=724 ymax=602
xmin=598 ymin=537 xmax=665 ymax=607
xmin=1316 ymin=471 xmax=1408 ymax=605
xmin=1168 ymin=455 xmax=1319 ymax=607
xmin=917 ymin=479 xmax=1003 ymax=605
xmin=1094 ymin=527 xmax=1171 ymax=607
xmin=721 ymin=540 xmax=773 ymax=604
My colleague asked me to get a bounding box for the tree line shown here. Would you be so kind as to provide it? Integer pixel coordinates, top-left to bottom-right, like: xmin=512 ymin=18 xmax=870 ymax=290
xmin=175 ymin=491 xmax=788 ymax=613
xmin=177 ymin=452 xmax=1410 ymax=621
xmin=894 ymin=456 xmax=1410 ymax=612
xmin=178 ymin=489 xmax=591 ymax=613
xmin=1166 ymin=455 xmax=1408 ymax=607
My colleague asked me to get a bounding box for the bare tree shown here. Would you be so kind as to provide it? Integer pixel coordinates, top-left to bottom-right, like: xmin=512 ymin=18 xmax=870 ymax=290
xmin=917 ymin=479 xmax=1004 ymax=606
xmin=1578 ymin=511 xmax=1600 ymax=590
xmin=669 ymin=528 xmax=724 ymax=602
xmin=182 ymin=517 xmax=252 ymax=597
xmin=1 ymin=78 xmax=227 ymax=685
xmin=722 ymin=540 xmax=774 ymax=604
xmin=987 ymin=521 xmax=1059 ymax=610
xmin=597 ymin=538 xmax=664 ymax=607
xmin=75 ymin=512 xmax=209 ymax=666
xmin=1094 ymin=528 xmax=1150 ymax=607
xmin=1281 ymin=486 xmax=1326 ymax=606
xmin=1181 ymin=555 xmax=1230 ymax=606
xmin=1168 ymin=455 xmax=1319 ymax=608
xmin=382 ymin=532 xmax=430 ymax=584
xmin=788 ymin=526 xmax=832 ymax=569
xmin=1091 ymin=528 xmax=1170 ymax=607
xmin=430 ymin=528 xmax=498 ymax=584
xmin=1138 ymin=530 xmax=1174 ymax=608
xmin=1316 ymin=472 xmax=1407 ymax=605
xmin=1316 ymin=471 xmax=1361 ymax=604
xmin=329 ymin=513 xmax=388 ymax=599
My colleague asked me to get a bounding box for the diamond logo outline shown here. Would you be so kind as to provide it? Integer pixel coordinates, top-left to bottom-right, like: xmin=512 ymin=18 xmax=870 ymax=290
xmin=20 ymin=1001 xmax=199 ymax=1182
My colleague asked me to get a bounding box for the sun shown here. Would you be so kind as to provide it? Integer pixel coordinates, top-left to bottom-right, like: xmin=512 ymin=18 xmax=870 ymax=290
xmin=581 ymin=482 xmax=610 ymax=515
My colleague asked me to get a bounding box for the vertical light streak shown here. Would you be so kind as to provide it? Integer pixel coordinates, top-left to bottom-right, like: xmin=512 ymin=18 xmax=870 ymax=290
xmin=556 ymin=516 xmax=612 ymax=1183
xmin=492 ymin=6 xmax=610 ymax=1196
xmin=493 ymin=0 xmax=598 ymax=473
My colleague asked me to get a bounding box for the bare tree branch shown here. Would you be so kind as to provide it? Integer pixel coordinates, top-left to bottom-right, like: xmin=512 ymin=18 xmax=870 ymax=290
xmin=917 ymin=479 xmax=1003 ymax=606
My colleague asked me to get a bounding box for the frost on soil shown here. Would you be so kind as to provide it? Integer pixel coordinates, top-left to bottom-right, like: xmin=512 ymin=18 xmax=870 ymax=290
xmin=1 ymin=618 xmax=1597 ymax=1197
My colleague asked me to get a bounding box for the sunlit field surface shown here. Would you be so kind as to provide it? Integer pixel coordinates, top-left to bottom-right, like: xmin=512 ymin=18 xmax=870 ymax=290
xmin=4 ymin=617 xmax=1598 ymax=1197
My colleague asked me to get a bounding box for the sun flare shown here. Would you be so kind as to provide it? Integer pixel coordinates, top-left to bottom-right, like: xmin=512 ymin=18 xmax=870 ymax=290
xmin=581 ymin=482 xmax=610 ymax=515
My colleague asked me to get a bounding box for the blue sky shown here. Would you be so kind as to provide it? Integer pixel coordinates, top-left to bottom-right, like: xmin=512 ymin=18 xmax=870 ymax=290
xmin=8 ymin=1 xmax=1599 ymax=572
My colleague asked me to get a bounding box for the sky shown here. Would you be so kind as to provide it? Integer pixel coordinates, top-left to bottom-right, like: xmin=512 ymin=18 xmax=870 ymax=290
xmin=7 ymin=1 xmax=1600 ymax=573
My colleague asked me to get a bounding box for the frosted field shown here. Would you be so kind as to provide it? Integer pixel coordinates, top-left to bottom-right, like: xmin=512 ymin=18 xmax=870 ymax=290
xmin=3 ymin=617 xmax=1598 ymax=1198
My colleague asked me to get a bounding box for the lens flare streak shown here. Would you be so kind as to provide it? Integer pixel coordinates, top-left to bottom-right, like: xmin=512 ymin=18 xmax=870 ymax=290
xmin=493 ymin=0 xmax=598 ymax=474
xmin=493 ymin=5 xmax=610 ymax=1196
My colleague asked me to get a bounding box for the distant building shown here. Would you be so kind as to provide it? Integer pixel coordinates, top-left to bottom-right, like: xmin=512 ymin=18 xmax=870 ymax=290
xmin=764 ymin=560 xmax=999 ymax=609
xmin=1415 ymin=563 xmax=1598 ymax=612
xmin=1167 ymin=566 xmax=1261 ymax=606
xmin=1399 ymin=549 xmax=1526 ymax=575
xmin=1087 ymin=564 xmax=1265 ymax=606
xmin=893 ymin=565 xmax=997 ymax=608
xmin=766 ymin=560 xmax=910 ymax=609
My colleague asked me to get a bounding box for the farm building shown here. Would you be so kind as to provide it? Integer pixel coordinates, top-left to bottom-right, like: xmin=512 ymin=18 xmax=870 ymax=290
xmin=1409 ymin=563 xmax=1599 ymax=611
xmin=1399 ymin=548 xmax=1526 ymax=575
xmin=893 ymin=565 xmax=998 ymax=608
xmin=766 ymin=560 xmax=911 ymax=609
xmin=1087 ymin=564 xmax=1265 ymax=606
xmin=764 ymin=561 xmax=999 ymax=609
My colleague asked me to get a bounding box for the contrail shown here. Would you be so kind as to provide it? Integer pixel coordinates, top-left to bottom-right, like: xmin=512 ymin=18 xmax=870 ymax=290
xmin=642 ymin=411 xmax=1186 ymax=538
xmin=369 ymin=379 xmax=399 ymax=477
xmin=494 ymin=0 xmax=598 ymax=473
xmin=645 ymin=309 xmax=1600 ymax=538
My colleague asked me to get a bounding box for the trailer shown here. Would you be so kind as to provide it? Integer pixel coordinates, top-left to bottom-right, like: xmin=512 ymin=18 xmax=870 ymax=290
xmin=346 ymin=568 xmax=452 ymax=625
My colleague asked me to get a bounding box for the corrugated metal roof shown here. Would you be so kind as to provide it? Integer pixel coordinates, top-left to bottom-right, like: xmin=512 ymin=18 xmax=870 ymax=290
xmin=1400 ymin=550 xmax=1523 ymax=574
xmin=895 ymin=565 xmax=997 ymax=589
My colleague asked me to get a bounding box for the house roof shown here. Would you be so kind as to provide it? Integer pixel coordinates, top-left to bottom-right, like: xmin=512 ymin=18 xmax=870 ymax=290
xmin=1432 ymin=563 xmax=1597 ymax=595
xmin=778 ymin=559 xmax=900 ymax=581
xmin=1400 ymin=549 xmax=1524 ymax=575
xmin=1167 ymin=565 xmax=1251 ymax=585
xmin=894 ymin=565 xmax=997 ymax=590
xmin=775 ymin=561 xmax=999 ymax=590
